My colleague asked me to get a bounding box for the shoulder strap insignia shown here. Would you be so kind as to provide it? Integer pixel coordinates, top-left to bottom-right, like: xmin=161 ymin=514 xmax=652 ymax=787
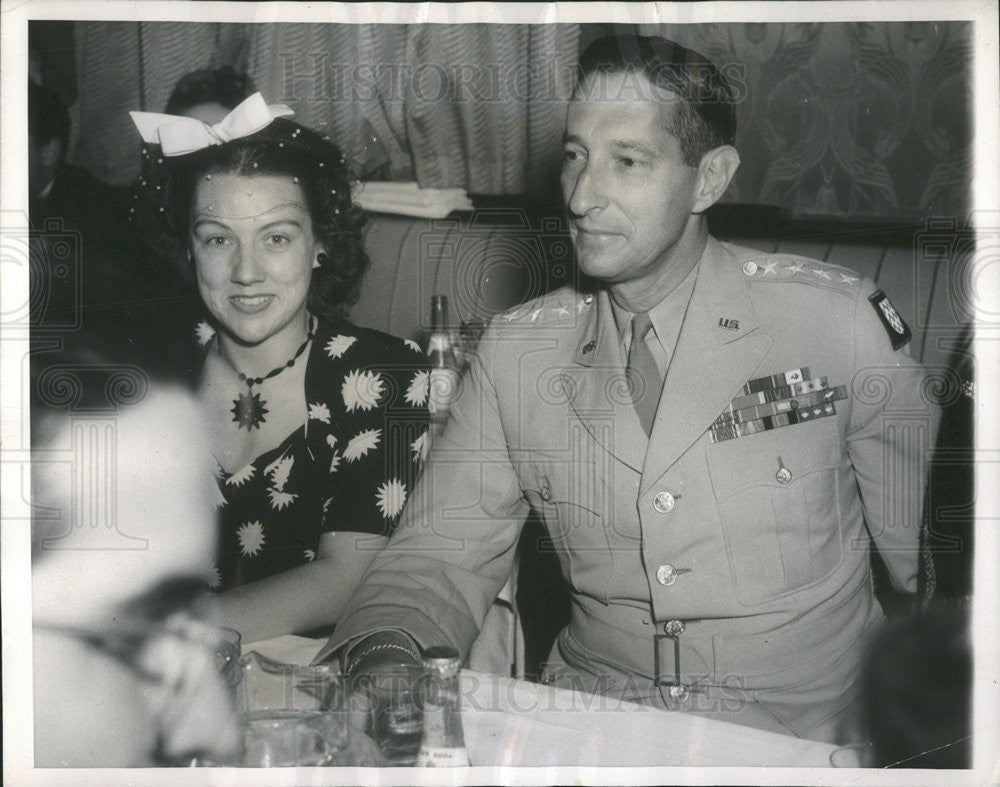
xmin=868 ymin=289 xmax=912 ymax=350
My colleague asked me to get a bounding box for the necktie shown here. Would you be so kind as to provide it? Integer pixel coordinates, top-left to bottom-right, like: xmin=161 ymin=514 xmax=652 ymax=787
xmin=627 ymin=312 xmax=663 ymax=436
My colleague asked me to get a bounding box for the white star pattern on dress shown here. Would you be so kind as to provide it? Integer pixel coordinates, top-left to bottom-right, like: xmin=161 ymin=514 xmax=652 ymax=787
xmin=345 ymin=428 xmax=381 ymax=462
xmin=342 ymin=370 xmax=384 ymax=412
xmin=404 ymin=339 xmax=422 ymax=353
xmin=326 ymin=434 xmax=338 ymax=449
xmin=238 ymin=521 xmax=266 ymax=556
xmin=405 ymin=370 xmax=430 ymax=407
xmin=839 ymin=273 xmax=859 ymax=284
xmin=375 ymin=478 xmax=407 ymax=519
xmin=761 ymin=261 xmax=780 ymax=276
xmin=212 ymin=484 xmax=228 ymax=509
xmin=308 ymin=402 xmax=331 ymax=423
xmin=268 ymin=488 xmax=297 ymax=510
xmin=411 ymin=430 xmax=429 ymax=463
xmin=195 ymin=321 xmax=216 ymax=347
xmin=811 ymin=267 xmax=831 ymax=280
xmin=325 ymin=334 xmax=357 ymax=359
xmin=329 ymin=450 xmax=342 ymax=473
xmin=264 ymin=453 xmax=294 ymax=491
xmin=207 ymin=567 xmax=222 ymax=590
xmin=785 ymin=262 xmax=805 ymax=275
xmin=226 ymin=462 xmax=256 ymax=487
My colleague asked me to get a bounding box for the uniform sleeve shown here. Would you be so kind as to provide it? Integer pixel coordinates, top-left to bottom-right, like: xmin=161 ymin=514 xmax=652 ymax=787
xmin=317 ymin=322 xmax=530 ymax=661
xmin=322 ymin=337 xmax=431 ymax=538
xmin=847 ymin=279 xmax=941 ymax=592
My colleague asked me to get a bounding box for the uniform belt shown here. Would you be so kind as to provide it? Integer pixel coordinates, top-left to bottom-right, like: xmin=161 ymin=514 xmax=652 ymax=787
xmin=569 ymin=575 xmax=875 ymax=691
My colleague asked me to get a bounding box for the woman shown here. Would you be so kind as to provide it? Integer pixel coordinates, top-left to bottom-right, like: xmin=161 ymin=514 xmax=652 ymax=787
xmin=131 ymin=94 xmax=430 ymax=643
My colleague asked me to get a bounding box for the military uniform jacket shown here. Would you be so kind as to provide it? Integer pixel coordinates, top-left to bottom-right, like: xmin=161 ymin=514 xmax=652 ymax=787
xmin=325 ymin=237 xmax=939 ymax=738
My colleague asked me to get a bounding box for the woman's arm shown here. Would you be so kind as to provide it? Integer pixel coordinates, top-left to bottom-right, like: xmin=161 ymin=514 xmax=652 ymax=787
xmin=211 ymin=531 xmax=387 ymax=644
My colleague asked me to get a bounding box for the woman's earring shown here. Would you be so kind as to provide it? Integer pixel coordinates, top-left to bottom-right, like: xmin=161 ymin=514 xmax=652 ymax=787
xmin=314 ymin=252 xmax=328 ymax=270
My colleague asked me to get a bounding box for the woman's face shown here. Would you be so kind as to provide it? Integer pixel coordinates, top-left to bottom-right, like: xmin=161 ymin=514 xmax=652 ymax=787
xmin=190 ymin=173 xmax=321 ymax=348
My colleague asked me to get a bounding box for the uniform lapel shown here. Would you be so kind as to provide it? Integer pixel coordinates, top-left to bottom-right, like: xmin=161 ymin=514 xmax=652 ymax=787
xmin=640 ymin=238 xmax=772 ymax=497
xmin=563 ymin=291 xmax=647 ymax=473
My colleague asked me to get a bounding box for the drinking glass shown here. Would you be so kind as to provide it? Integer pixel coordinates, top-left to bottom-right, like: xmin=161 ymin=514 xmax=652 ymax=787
xmin=362 ymin=663 xmax=425 ymax=766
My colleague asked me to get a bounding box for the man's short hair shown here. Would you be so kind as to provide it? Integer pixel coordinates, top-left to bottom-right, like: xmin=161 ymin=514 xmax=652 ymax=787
xmin=28 ymin=80 xmax=71 ymax=151
xmin=574 ymin=35 xmax=738 ymax=167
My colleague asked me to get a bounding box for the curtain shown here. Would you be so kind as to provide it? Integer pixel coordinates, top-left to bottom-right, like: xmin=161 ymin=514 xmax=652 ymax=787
xmin=65 ymin=21 xmax=971 ymax=221
xmin=247 ymin=23 xmax=581 ymax=196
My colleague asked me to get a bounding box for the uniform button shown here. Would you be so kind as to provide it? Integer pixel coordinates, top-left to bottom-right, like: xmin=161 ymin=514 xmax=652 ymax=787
xmin=668 ymin=684 xmax=690 ymax=703
xmin=541 ymin=674 xmax=554 ymax=684
xmin=539 ymin=484 xmax=552 ymax=502
xmin=584 ymin=294 xmax=594 ymax=304
xmin=582 ymin=340 xmax=596 ymax=354
xmin=656 ymin=564 xmax=678 ymax=586
xmin=775 ymin=467 xmax=792 ymax=484
xmin=652 ymin=491 xmax=675 ymax=513
xmin=663 ymin=619 xmax=685 ymax=637
xmin=742 ymin=261 xmax=759 ymax=276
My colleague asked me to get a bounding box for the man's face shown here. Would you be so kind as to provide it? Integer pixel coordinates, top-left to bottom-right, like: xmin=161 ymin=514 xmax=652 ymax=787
xmin=561 ymin=71 xmax=701 ymax=288
xmin=32 ymin=390 xmax=240 ymax=766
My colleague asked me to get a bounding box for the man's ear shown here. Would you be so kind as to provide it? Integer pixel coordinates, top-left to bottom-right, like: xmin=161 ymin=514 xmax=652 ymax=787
xmin=691 ymin=145 xmax=740 ymax=214
xmin=40 ymin=138 xmax=63 ymax=168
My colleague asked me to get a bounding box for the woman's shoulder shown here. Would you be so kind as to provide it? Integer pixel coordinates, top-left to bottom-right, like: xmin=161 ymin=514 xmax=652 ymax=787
xmin=312 ymin=318 xmax=427 ymax=367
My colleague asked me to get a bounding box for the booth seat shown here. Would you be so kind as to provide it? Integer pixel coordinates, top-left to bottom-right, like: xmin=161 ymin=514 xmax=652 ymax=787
xmin=353 ymin=204 xmax=974 ymax=676
xmin=355 ymin=206 xmax=971 ymax=374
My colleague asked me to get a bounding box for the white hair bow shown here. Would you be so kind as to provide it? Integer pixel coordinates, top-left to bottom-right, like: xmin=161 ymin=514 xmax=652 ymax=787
xmin=129 ymin=92 xmax=295 ymax=156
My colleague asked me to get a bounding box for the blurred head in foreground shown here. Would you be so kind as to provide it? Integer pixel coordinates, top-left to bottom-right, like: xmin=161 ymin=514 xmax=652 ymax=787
xmin=31 ymin=387 xmax=239 ymax=766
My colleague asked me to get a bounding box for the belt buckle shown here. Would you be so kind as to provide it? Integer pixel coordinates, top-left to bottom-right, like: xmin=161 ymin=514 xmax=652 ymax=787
xmin=653 ymin=625 xmax=696 ymax=704
xmin=653 ymin=630 xmax=682 ymax=689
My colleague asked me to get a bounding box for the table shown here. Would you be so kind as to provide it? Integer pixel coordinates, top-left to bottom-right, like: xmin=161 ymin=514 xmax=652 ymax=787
xmin=244 ymin=635 xmax=846 ymax=768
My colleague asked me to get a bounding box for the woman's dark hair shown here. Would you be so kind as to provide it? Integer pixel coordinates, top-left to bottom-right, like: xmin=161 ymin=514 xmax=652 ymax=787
xmin=575 ymin=35 xmax=738 ymax=166
xmin=133 ymin=117 xmax=368 ymax=324
xmin=164 ymin=66 xmax=254 ymax=115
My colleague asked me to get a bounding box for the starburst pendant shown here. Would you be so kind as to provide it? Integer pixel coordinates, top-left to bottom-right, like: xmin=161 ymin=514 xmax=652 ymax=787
xmin=232 ymin=390 xmax=269 ymax=431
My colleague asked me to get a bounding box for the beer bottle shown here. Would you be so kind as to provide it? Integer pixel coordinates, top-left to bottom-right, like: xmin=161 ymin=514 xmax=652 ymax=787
xmin=427 ymin=295 xmax=460 ymax=426
xmin=416 ymin=646 xmax=470 ymax=766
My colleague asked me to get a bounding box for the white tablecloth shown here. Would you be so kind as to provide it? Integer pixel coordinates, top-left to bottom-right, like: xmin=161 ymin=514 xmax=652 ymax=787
xmin=244 ymin=635 xmax=844 ymax=768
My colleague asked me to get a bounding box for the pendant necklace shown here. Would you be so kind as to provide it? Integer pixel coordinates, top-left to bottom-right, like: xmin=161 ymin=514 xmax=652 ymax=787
xmin=217 ymin=317 xmax=316 ymax=431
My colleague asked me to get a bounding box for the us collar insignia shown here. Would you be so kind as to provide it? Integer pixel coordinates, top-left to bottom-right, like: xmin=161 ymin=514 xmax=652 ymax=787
xmin=868 ymin=290 xmax=912 ymax=350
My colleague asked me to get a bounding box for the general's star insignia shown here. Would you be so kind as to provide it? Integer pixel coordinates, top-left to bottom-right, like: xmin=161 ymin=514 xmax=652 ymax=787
xmin=811 ymin=267 xmax=831 ymax=280
xmin=785 ymin=262 xmax=805 ymax=275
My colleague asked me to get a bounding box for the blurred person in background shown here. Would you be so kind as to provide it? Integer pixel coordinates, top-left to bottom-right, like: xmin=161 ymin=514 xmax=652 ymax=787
xmin=854 ymin=606 xmax=971 ymax=768
xmin=165 ymin=65 xmax=256 ymax=124
xmin=31 ymin=386 xmax=241 ymax=766
xmin=129 ymin=94 xmax=430 ymax=644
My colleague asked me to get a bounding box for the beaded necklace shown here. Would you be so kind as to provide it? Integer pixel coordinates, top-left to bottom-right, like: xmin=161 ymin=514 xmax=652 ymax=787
xmin=217 ymin=317 xmax=316 ymax=431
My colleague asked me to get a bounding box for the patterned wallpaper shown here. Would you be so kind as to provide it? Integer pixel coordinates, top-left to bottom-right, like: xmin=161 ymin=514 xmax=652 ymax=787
xmin=640 ymin=21 xmax=972 ymax=220
xmin=39 ymin=20 xmax=973 ymax=222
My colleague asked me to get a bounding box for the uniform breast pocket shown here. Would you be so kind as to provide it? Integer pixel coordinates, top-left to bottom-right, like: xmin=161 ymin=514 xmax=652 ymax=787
xmin=522 ymin=461 xmax=610 ymax=603
xmin=705 ymin=418 xmax=844 ymax=605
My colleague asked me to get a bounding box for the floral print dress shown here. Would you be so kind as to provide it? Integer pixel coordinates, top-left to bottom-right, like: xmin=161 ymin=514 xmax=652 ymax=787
xmin=203 ymin=317 xmax=431 ymax=590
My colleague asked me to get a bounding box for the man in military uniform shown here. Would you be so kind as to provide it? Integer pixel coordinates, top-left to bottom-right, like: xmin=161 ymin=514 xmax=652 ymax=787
xmin=320 ymin=35 xmax=938 ymax=743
